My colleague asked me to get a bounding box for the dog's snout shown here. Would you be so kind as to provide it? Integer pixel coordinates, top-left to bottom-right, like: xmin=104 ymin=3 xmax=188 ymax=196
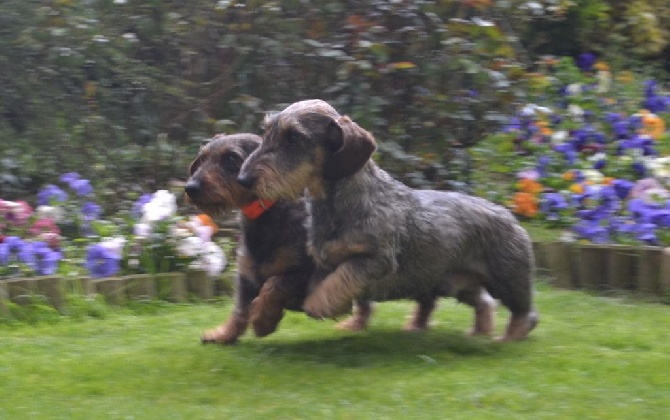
xmin=184 ymin=179 xmax=201 ymax=197
xmin=237 ymin=174 xmax=256 ymax=189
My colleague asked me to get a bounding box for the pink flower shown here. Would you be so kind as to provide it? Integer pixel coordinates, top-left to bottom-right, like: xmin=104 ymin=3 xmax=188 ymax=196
xmin=38 ymin=232 xmax=62 ymax=250
xmin=630 ymin=178 xmax=663 ymax=199
xmin=517 ymin=169 xmax=540 ymax=181
xmin=28 ymin=218 xmax=61 ymax=237
xmin=1 ymin=200 xmax=33 ymax=226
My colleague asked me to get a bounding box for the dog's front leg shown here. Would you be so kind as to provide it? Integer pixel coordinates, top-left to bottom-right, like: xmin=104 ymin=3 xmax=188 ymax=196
xmin=250 ymin=271 xmax=310 ymax=337
xmin=201 ymin=274 xmax=257 ymax=345
xmin=304 ymin=256 xmax=391 ymax=320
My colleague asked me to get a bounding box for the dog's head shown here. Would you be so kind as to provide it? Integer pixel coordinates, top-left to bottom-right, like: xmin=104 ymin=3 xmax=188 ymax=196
xmin=237 ymin=99 xmax=377 ymax=200
xmin=185 ymin=133 xmax=261 ymax=216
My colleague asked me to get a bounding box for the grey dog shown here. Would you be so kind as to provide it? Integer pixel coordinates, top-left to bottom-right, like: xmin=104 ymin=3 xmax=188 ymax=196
xmin=237 ymin=99 xmax=538 ymax=341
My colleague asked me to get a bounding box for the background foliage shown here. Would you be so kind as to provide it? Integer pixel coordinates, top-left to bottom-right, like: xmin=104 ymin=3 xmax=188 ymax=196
xmin=1 ymin=0 xmax=669 ymax=210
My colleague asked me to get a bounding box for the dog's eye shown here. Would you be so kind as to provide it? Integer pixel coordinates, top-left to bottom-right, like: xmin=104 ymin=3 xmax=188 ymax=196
xmin=220 ymin=153 xmax=240 ymax=171
xmin=285 ymin=131 xmax=300 ymax=144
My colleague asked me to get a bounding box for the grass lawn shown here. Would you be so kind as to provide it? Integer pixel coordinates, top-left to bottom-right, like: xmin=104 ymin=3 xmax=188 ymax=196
xmin=1 ymin=283 xmax=668 ymax=419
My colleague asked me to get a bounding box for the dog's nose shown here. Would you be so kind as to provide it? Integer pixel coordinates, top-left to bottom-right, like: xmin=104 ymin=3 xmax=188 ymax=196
xmin=237 ymin=174 xmax=256 ymax=189
xmin=184 ymin=179 xmax=201 ymax=197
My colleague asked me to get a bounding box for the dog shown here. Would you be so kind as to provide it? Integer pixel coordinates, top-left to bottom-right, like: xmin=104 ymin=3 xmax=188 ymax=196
xmin=185 ymin=133 xmax=317 ymax=344
xmin=237 ymin=100 xmax=539 ymax=341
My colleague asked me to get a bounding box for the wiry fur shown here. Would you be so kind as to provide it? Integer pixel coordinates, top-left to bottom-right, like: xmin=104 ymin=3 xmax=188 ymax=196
xmin=238 ymin=100 xmax=539 ymax=341
xmin=185 ymin=133 xmax=315 ymax=344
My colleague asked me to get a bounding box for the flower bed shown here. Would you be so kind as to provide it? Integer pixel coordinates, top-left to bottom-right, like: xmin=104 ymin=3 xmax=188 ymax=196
xmin=476 ymin=55 xmax=670 ymax=247
xmin=1 ymin=172 xmax=234 ymax=312
xmin=473 ymin=56 xmax=670 ymax=297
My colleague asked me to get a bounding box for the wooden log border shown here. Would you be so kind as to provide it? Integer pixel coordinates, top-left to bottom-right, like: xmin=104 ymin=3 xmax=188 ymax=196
xmin=2 ymin=242 xmax=668 ymax=314
xmin=535 ymin=241 xmax=670 ymax=297
xmin=0 ymin=269 xmax=233 ymax=311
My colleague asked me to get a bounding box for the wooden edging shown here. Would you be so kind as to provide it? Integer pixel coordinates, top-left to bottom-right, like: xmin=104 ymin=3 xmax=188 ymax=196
xmin=534 ymin=241 xmax=670 ymax=297
xmin=0 ymin=270 xmax=234 ymax=313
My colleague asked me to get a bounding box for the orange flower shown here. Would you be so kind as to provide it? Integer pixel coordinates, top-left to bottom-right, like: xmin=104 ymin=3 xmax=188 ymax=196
xmin=593 ymin=61 xmax=610 ymax=71
xmin=518 ymin=178 xmax=543 ymax=194
xmin=602 ymin=177 xmax=614 ymax=186
xmin=513 ymin=192 xmax=538 ymax=218
xmin=197 ymin=214 xmax=218 ymax=234
xmin=535 ymin=120 xmax=553 ymax=136
xmin=640 ymin=111 xmax=666 ymax=140
xmin=562 ymin=170 xmax=575 ymax=181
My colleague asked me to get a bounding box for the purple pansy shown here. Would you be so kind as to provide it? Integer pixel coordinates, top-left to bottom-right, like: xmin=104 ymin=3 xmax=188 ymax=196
xmin=85 ymin=243 xmax=121 ymax=278
xmin=71 ymin=179 xmax=93 ymax=196
xmin=32 ymin=241 xmax=62 ymax=275
xmin=37 ymin=185 xmax=69 ymax=206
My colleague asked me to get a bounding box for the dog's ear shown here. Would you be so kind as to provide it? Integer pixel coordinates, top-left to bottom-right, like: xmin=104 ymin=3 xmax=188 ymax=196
xmin=323 ymin=116 xmax=377 ymax=180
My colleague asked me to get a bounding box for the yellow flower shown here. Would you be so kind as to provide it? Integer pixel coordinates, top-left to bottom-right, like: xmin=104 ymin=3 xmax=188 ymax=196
xmin=617 ymin=71 xmax=635 ymax=84
xmin=569 ymin=183 xmax=584 ymax=194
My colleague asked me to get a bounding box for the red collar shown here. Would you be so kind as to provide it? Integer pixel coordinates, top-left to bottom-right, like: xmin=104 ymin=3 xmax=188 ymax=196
xmin=241 ymin=199 xmax=276 ymax=219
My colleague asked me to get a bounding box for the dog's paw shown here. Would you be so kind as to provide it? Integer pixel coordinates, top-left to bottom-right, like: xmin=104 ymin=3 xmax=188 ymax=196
xmin=336 ymin=315 xmax=368 ymax=331
xmin=201 ymin=327 xmax=239 ymax=345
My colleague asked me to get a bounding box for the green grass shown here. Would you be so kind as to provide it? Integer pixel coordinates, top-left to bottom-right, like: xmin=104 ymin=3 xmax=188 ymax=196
xmin=1 ymin=284 xmax=668 ymax=419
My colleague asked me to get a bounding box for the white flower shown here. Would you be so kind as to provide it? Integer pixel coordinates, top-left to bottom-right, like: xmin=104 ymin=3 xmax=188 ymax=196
xmin=566 ymin=83 xmax=582 ymax=96
xmin=134 ymin=222 xmax=152 ymax=238
xmin=646 ymin=156 xmax=670 ymax=179
xmin=190 ymin=241 xmax=227 ymax=277
xmin=551 ymin=130 xmax=568 ymax=144
xmin=641 ymin=187 xmax=670 ymax=205
xmin=596 ymin=70 xmax=611 ymax=93
xmin=169 ymin=225 xmax=192 ymax=240
xmin=177 ymin=236 xmax=204 ymax=258
xmin=35 ymin=205 xmax=66 ymax=223
xmin=141 ymin=190 xmax=177 ymax=223
xmin=568 ymin=104 xmax=584 ymax=121
xmin=519 ymin=103 xmax=552 ymax=117
xmin=582 ymin=169 xmax=604 ymax=184
xmin=99 ymin=236 xmax=126 ymax=258
xmin=588 ymin=152 xmax=607 ymax=163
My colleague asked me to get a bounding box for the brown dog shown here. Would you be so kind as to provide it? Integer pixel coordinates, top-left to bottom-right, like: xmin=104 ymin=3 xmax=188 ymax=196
xmin=238 ymin=100 xmax=538 ymax=341
xmin=185 ymin=133 xmax=316 ymax=344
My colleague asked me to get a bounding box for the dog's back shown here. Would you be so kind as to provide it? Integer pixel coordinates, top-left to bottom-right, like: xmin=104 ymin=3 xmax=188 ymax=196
xmin=311 ymin=161 xmax=533 ymax=311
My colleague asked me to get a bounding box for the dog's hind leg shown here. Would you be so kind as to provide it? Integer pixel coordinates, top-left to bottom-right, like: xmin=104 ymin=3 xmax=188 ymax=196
xmin=403 ymin=296 xmax=436 ymax=331
xmin=489 ymin=269 xmax=538 ymax=341
xmin=453 ymin=275 xmax=497 ymax=337
xmin=499 ymin=310 xmax=538 ymax=342
xmin=336 ymin=299 xmax=373 ymax=331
